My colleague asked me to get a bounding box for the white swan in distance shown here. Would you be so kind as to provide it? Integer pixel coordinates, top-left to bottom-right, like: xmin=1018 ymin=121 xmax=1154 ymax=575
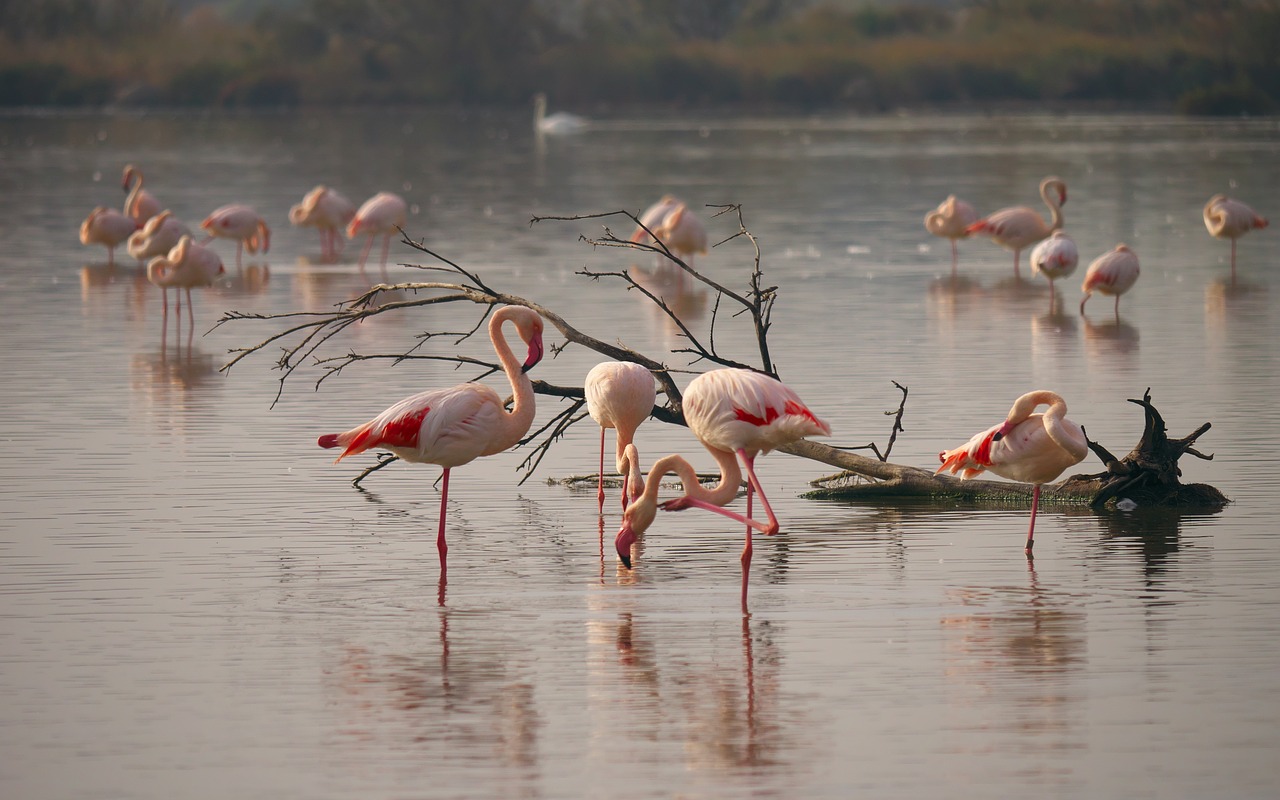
xmin=534 ymin=93 xmax=588 ymax=136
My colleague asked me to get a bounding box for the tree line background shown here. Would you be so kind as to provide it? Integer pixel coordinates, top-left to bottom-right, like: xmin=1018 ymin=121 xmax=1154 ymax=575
xmin=1 ymin=0 xmax=1277 ymax=115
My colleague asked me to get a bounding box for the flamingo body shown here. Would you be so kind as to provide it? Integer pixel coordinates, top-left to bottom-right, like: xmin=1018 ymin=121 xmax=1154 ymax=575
xmin=1080 ymin=244 xmax=1139 ymax=316
xmin=924 ymin=195 xmax=979 ymax=270
xmin=1029 ymin=230 xmax=1079 ymax=298
xmin=122 ymin=164 xmax=162 ymax=224
xmin=966 ymin=176 xmax=1067 ymax=277
xmin=146 ymin=235 xmax=225 ymax=320
xmin=347 ymin=192 xmax=407 ymax=271
xmin=585 ymin=361 xmax=656 ymax=511
xmin=201 ymin=204 xmax=271 ymax=266
xmin=937 ymin=390 xmax=1087 ymax=555
xmin=80 ymin=206 xmax=139 ymax=265
xmin=127 ymin=210 xmax=192 ymax=262
xmin=1203 ymin=194 xmax=1268 ymax=278
xmin=317 ymin=306 xmax=545 ymax=570
xmin=632 ymin=196 xmax=708 ymax=263
xmin=290 ymin=185 xmax=356 ymax=260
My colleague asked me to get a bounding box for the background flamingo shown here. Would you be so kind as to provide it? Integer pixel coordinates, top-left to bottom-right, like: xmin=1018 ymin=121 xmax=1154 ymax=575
xmin=1203 ymin=194 xmax=1268 ymax=281
xmin=121 ymin=164 xmax=162 ymax=224
xmin=127 ymin=210 xmax=192 ymax=262
xmin=347 ymin=191 xmax=407 ymax=273
xmin=1029 ymin=230 xmax=1079 ymax=300
xmin=201 ymin=204 xmax=271 ymax=267
xmin=1080 ymin=244 xmax=1140 ymax=317
xmin=617 ymin=367 xmax=830 ymax=608
xmin=289 ymin=185 xmax=356 ymax=261
xmin=79 ymin=206 xmax=138 ymax=265
xmin=966 ymin=176 xmax=1067 ymax=278
xmin=924 ymin=195 xmax=979 ymax=273
xmin=146 ymin=234 xmax=225 ymax=323
xmin=584 ymin=361 xmax=657 ymax=513
xmin=632 ymin=197 xmax=708 ymax=265
xmin=317 ymin=306 xmax=545 ymax=574
xmin=937 ymin=390 xmax=1087 ymax=557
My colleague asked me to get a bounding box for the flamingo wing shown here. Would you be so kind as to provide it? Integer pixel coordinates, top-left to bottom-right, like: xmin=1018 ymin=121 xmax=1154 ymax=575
xmin=685 ymin=369 xmax=830 ymax=455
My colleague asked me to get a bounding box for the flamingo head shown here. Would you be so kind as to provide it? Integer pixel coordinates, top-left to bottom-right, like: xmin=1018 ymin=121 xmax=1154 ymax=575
xmin=514 ymin=310 xmax=545 ymax=373
xmin=121 ymin=164 xmax=137 ymax=192
xmin=615 ymin=495 xmax=657 ymax=570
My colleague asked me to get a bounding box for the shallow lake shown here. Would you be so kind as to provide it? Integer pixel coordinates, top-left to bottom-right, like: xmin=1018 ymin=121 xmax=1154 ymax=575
xmin=2 ymin=107 xmax=1279 ymax=799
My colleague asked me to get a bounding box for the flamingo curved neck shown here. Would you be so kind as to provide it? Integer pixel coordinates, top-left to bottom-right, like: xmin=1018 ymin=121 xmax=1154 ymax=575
xmin=489 ymin=308 xmax=536 ymax=450
xmin=645 ymin=448 xmax=742 ymax=509
xmin=1041 ymin=181 xmax=1064 ymax=233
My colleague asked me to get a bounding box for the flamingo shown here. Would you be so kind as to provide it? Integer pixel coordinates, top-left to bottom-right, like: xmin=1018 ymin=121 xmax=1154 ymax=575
xmin=533 ymin=92 xmax=588 ymax=136
xmin=966 ymin=176 xmax=1067 ymax=278
xmin=1029 ymin=230 xmax=1079 ymax=300
xmin=79 ymin=206 xmax=139 ymax=266
xmin=145 ymin=235 xmax=225 ymax=321
xmin=1203 ymin=194 xmax=1268 ymax=281
xmin=201 ymin=204 xmax=271 ymax=268
xmin=584 ymin=361 xmax=657 ymax=513
xmin=1080 ymin=244 xmax=1140 ymax=318
xmin=937 ymin=390 xmax=1088 ymax=557
xmin=121 ymin=164 xmax=162 ymax=224
xmin=631 ymin=197 xmax=708 ymax=265
xmin=347 ymin=191 xmax=407 ymax=273
xmin=924 ymin=195 xmax=979 ymax=273
xmin=317 ymin=306 xmax=546 ymax=573
xmin=616 ymin=368 xmax=830 ymax=608
xmin=289 ymin=185 xmax=357 ymax=261
xmin=127 ymin=210 xmax=192 ymax=263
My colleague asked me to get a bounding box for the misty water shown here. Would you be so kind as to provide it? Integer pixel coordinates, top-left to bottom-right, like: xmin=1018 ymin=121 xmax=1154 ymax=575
xmin=3 ymin=107 xmax=1279 ymax=799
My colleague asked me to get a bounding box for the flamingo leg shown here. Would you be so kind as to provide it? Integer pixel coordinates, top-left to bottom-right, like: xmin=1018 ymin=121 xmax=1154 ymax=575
xmin=379 ymin=233 xmax=392 ymax=274
xmin=357 ymin=235 xmax=375 ymax=270
xmin=597 ymin=426 xmax=606 ymax=515
xmin=950 ymin=239 xmax=959 ymax=275
xmin=107 ymin=246 xmax=115 ymax=267
xmin=437 ymin=467 xmax=451 ymax=573
xmin=1231 ymin=238 xmax=1238 ymax=284
xmin=1013 ymin=249 xmax=1022 ymax=279
xmin=738 ymin=450 xmax=780 ymax=536
xmin=1025 ymin=484 xmax=1041 ymax=558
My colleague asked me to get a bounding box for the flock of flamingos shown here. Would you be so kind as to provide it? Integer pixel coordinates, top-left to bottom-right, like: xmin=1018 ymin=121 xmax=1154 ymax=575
xmin=77 ymin=164 xmax=1269 ymax=606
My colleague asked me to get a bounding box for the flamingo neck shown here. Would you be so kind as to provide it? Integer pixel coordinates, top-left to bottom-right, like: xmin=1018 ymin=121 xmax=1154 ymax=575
xmin=489 ymin=307 xmax=536 ymax=450
xmin=1041 ymin=181 xmax=1064 ymax=233
xmin=1007 ymin=390 xmax=1064 ymax=426
xmin=646 ymin=447 xmax=742 ymax=509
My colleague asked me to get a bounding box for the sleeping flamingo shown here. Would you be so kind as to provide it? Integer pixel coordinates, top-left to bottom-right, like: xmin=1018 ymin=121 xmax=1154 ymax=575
xmin=966 ymin=176 xmax=1067 ymax=278
xmin=615 ymin=367 xmax=830 ymax=608
xmin=347 ymin=191 xmax=408 ymax=273
xmin=145 ymin=235 xmax=225 ymax=323
xmin=585 ymin=361 xmax=657 ymax=513
xmin=79 ymin=206 xmax=139 ymax=266
xmin=127 ymin=210 xmax=192 ymax=263
xmin=201 ymin=204 xmax=271 ymax=268
xmin=924 ymin=195 xmax=979 ymax=273
xmin=1080 ymin=244 xmax=1140 ymax=318
xmin=631 ymin=197 xmax=708 ymax=266
xmin=1203 ymin=194 xmax=1268 ymax=281
xmin=937 ymin=390 xmax=1088 ymax=557
xmin=318 ymin=306 xmax=545 ymax=574
xmin=1029 ymin=230 xmax=1079 ymax=300
xmin=121 ymin=164 xmax=163 ymax=224
xmin=289 ymin=185 xmax=357 ymax=261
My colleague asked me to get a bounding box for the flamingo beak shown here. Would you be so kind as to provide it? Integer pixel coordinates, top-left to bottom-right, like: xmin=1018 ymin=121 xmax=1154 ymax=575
xmin=521 ymin=332 xmax=545 ymax=373
xmin=992 ymin=421 xmax=1015 ymax=442
xmin=615 ymin=524 xmax=636 ymax=569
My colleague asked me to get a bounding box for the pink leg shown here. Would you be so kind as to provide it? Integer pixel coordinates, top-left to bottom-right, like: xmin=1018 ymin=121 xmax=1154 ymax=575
xmin=950 ymin=239 xmax=959 ymax=275
xmin=437 ymin=468 xmax=451 ymax=574
xmin=738 ymin=450 xmax=780 ymax=536
xmin=1012 ymin=249 xmax=1022 ymax=279
xmin=357 ymin=236 xmax=375 ymax=270
xmin=379 ymin=233 xmax=391 ymax=274
xmin=597 ymin=427 xmax=606 ymax=515
xmin=1025 ymin=484 xmax=1041 ymax=558
xmin=318 ymin=229 xmax=329 ymax=259
xmin=107 ymin=246 xmax=115 ymax=267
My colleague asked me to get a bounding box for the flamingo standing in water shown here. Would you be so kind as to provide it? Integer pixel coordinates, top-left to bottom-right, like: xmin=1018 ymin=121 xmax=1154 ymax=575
xmin=1029 ymin=230 xmax=1079 ymax=301
xmin=924 ymin=195 xmax=979 ymax=273
xmin=1080 ymin=244 xmax=1140 ymax=318
xmin=79 ymin=206 xmax=139 ymax=265
xmin=615 ymin=367 xmax=830 ymax=608
xmin=966 ymin=176 xmax=1067 ymax=278
xmin=121 ymin=164 xmax=162 ymax=224
xmin=585 ymin=361 xmax=657 ymax=513
xmin=201 ymin=204 xmax=271 ymax=268
xmin=1203 ymin=194 xmax=1268 ymax=281
xmin=937 ymin=390 xmax=1088 ymax=557
xmin=289 ymin=185 xmax=357 ymax=261
xmin=347 ymin=191 xmax=407 ymax=273
xmin=631 ymin=196 xmax=708 ymax=266
xmin=318 ymin=306 xmax=546 ymax=574
xmin=146 ymin=235 xmax=225 ymax=322
xmin=127 ymin=210 xmax=192 ymax=262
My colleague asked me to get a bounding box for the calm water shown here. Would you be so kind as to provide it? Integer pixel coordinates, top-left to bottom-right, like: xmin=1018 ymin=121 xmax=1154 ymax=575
xmin=2 ymin=108 xmax=1279 ymax=799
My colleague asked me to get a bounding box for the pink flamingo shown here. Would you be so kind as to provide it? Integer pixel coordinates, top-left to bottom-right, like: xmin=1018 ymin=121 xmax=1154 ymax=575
xmin=584 ymin=361 xmax=657 ymax=513
xmin=318 ymin=306 xmax=546 ymax=573
xmin=127 ymin=210 xmax=192 ymax=263
xmin=145 ymin=235 xmax=225 ymax=323
xmin=121 ymin=164 xmax=163 ymax=224
xmin=1203 ymin=194 xmax=1268 ymax=281
xmin=966 ymin=176 xmax=1067 ymax=278
xmin=616 ymin=367 xmax=830 ymax=608
xmin=201 ymin=204 xmax=271 ymax=268
xmin=937 ymin=390 xmax=1088 ymax=557
xmin=1029 ymin=230 xmax=1079 ymax=300
xmin=632 ymin=196 xmax=708 ymax=265
xmin=924 ymin=195 xmax=979 ymax=273
xmin=79 ymin=206 xmax=139 ymax=266
xmin=347 ymin=192 xmax=407 ymax=273
xmin=1080 ymin=244 xmax=1140 ymax=318
xmin=289 ymin=185 xmax=357 ymax=261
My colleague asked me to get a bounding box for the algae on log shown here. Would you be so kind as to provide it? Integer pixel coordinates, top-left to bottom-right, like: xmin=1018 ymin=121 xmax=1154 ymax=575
xmin=797 ymin=390 xmax=1228 ymax=510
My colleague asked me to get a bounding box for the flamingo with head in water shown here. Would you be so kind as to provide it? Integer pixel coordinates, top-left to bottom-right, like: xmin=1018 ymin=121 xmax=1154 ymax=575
xmin=1030 ymin=230 xmax=1079 ymax=301
xmin=937 ymin=390 xmax=1088 ymax=558
xmin=631 ymin=196 xmax=708 ymax=266
xmin=1080 ymin=244 xmax=1139 ymax=318
xmin=585 ymin=361 xmax=657 ymax=513
xmin=924 ymin=195 xmax=979 ymax=273
xmin=290 ymin=185 xmax=357 ymax=261
xmin=80 ymin=206 xmax=139 ymax=266
xmin=318 ymin=306 xmax=545 ymax=574
xmin=347 ymin=191 xmax=407 ymax=273
xmin=966 ymin=176 xmax=1067 ymax=278
xmin=1203 ymin=194 xmax=1268 ymax=281
xmin=201 ymin=204 xmax=271 ymax=267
